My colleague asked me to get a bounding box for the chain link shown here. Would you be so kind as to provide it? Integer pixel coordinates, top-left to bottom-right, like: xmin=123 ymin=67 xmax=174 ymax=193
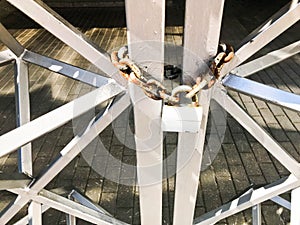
xmin=111 ymin=43 xmax=234 ymax=106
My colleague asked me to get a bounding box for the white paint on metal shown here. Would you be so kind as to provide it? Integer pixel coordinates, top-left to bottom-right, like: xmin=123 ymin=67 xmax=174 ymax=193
xmin=213 ymin=86 xmax=300 ymax=178
xmin=173 ymin=1 xmax=225 ymax=224
xmin=10 ymin=189 xmax=128 ymax=225
xmin=0 ymin=50 xmax=15 ymax=66
xmin=194 ymin=175 xmax=300 ymax=225
xmin=0 ymin=81 xmax=123 ymax=158
xmin=6 ymin=0 xmax=118 ymax=77
xmin=14 ymin=59 xmax=32 ymax=176
xmin=14 ymin=205 xmax=50 ymax=225
xmin=161 ymin=105 xmax=203 ymax=133
xmin=221 ymin=2 xmax=300 ymax=77
xmin=252 ymin=204 xmax=262 ymax=225
xmin=271 ymin=196 xmax=291 ymax=210
xmin=22 ymin=50 xmax=109 ymax=88
xmin=0 ymin=94 xmax=131 ymax=224
xmin=223 ymin=74 xmax=300 ymax=112
xmin=0 ymin=23 xmax=24 ymax=57
xmin=28 ymin=201 xmax=42 ymax=225
xmin=232 ymin=41 xmax=300 ymax=77
xmin=291 ymin=187 xmax=300 ymax=225
xmin=125 ymin=0 xmax=165 ymax=224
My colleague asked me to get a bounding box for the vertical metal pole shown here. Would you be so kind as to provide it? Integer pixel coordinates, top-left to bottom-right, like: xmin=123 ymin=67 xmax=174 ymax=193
xmin=14 ymin=58 xmax=32 ymax=176
xmin=28 ymin=201 xmax=42 ymax=225
xmin=66 ymin=214 xmax=76 ymax=225
xmin=291 ymin=187 xmax=300 ymax=225
xmin=252 ymin=204 xmax=262 ymax=225
xmin=125 ymin=0 xmax=165 ymax=224
xmin=66 ymin=194 xmax=76 ymax=225
xmin=173 ymin=1 xmax=225 ymax=224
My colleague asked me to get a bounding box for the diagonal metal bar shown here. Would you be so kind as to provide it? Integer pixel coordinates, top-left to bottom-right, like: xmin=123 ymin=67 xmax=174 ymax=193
xmin=0 ymin=94 xmax=131 ymax=224
xmin=213 ymin=85 xmax=300 ymax=178
xmin=0 ymin=50 xmax=15 ymax=67
xmin=0 ymin=23 xmax=24 ymax=57
xmin=232 ymin=41 xmax=300 ymax=77
xmin=194 ymin=175 xmax=300 ymax=225
xmin=271 ymin=196 xmax=291 ymax=210
xmin=22 ymin=50 xmax=109 ymax=88
xmin=220 ymin=2 xmax=300 ymax=77
xmin=9 ymin=189 xmax=128 ymax=225
xmin=69 ymin=190 xmax=111 ymax=216
xmin=0 ymin=81 xmax=123 ymax=158
xmin=6 ymin=0 xmax=118 ymax=78
xmin=0 ymin=173 xmax=31 ymax=190
xmin=222 ymin=74 xmax=300 ymax=112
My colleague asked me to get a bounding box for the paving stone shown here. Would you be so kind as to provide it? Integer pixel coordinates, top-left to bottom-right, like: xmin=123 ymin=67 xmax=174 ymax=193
xmin=115 ymin=207 xmax=133 ymax=224
xmin=240 ymin=152 xmax=262 ymax=176
xmin=100 ymin=192 xmax=117 ymax=215
xmin=223 ymin=144 xmax=243 ymax=165
xmin=212 ymin=151 xmax=231 ymax=178
xmin=260 ymin=108 xmax=278 ymax=124
xmin=229 ymin=165 xmax=250 ymax=192
xmin=251 ymin=142 xmax=272 ymax=163
xmin=260 ymin=163 xmax=280 ymax=183
xmin=268 ymin=123 xmax=290 ymax=142
xmin=276 ymin=115 xmax=297 ymax=131
xmin=232 ymin=132 xmax=252 ymax=153
xmin=244 ymin=102 xmax=261 ymax=117
xmin=268 ymin=103 xmax=285 ymax=116
xmin=0 ymin=3 xmax=299 ymax=225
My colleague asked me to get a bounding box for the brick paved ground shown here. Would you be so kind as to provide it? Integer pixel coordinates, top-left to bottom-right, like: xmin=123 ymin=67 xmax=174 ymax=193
xmin=0 ymin=0 xmax=299 ymax=224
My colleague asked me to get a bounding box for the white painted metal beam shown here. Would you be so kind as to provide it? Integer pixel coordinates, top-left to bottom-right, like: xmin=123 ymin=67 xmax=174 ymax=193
xmin=0 ymin=81 xmax=123 ymax=158
xmin=0 ymin=173 xmax=31 ymax=190
xmin=10 ymin=189 xmax=128 ymax=225
xmin=22 ymin=50 xmax=110 ymax=88
xmin=28 ymin=201 xmax=42 ymax=225
xmin=125 ymin=0 xmax=165 ymax=224
xmin=173 ymin=1 xmax=225 ymax=225
xmin=232 ymin=41 xmax=300 ymax=77
xmin=13 ymin=205 xmax=50 ymax=225
xmin=194 ymin=175 xmax=300 ymax=225
xmin=6 ymin=0 xmax=118 ymax=78
xmin=222 ymin=74 xmax=300 ymax=112
xmin=221 ymin=2 xmax=300 ymax=77
xmin=0 ymin=94 xmax=131 ymax=224
xmin=0 ymin=23 xmax=24 ymax=57
xmin=213 ymin=86 xmax=300 ymax=178
xmin=0 ymin=50 xmax=15 ymax=67
xmin=291 ymin=187 xmax=300 ymax=225
xmin=252 ymin=204 xmax=262 ymax=225
xmin=271 ymin=196 xmax=291 ymax=210
xmin=14 ymin=58 xmax=32 ymax=176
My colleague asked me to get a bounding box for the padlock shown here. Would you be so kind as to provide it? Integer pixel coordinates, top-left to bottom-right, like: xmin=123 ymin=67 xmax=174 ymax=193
xmin=161 ymin=104 xmax=203 ymax=133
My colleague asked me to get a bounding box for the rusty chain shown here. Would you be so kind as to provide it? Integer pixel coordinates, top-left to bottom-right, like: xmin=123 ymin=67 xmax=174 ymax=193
xmin=111 ymin=43 xmax=234 ymax=106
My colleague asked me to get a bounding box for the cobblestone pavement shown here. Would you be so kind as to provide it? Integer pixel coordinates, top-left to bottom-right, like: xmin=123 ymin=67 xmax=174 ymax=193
xmin=0 ymin=0 xmax=299 ymax=224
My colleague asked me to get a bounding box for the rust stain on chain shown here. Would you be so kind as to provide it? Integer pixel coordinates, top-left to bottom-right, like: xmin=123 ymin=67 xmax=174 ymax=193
xmin=111 ymin=43 xmax=234 ymax=106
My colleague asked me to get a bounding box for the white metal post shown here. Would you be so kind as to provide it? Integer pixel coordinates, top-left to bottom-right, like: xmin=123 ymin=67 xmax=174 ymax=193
xmin=173 ymin=1 xmax=225 ymax=225
xmin=252 ymin=204 xmax=262 ymax=225
xmin=291 ymin=187 xmax=300 ymax=225
xmin=14 ymin=58 xmax=32 ymax=176
xmin=125 ymin=0 xmax=165 ymax=224
xmin=28 ymin=201 xmax=42 ymax=225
